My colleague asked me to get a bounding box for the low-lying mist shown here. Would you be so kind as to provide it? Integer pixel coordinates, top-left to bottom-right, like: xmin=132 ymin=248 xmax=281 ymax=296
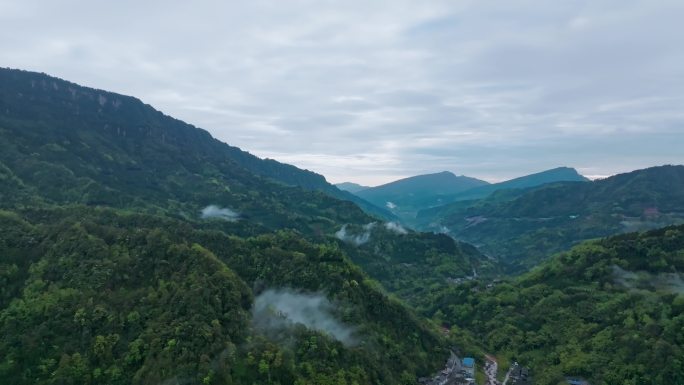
xmin=335 ymin=223 xmax=375 ymax=246
xmin=200 ymin=205 xmax=240 ymax=221
xmin=335 ymin=221 xmax=408 ymax=246
xmin=612 ymin=265 xmax=684 ymax=294
xmin=385 ymin=221 xmax=408 ymax=234
xmin=252 ymin=289 xmax=357 ymax=346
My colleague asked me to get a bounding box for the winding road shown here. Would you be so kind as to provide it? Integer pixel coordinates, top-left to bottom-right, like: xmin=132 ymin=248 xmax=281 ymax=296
xmin=484 ymin=355 xmax=500 ymax=385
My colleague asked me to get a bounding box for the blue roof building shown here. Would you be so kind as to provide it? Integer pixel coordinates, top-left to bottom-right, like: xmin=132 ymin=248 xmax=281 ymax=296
xmin=462 ymin=357 xmax=475 ymax=379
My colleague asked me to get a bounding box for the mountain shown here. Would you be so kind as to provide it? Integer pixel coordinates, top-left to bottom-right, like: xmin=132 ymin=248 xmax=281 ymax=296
xmin=336 ymin=182 xmax=370 ymax=193
xmin=418 ymin=165 xmax=684 ymax=270
xmin=354 ymin=171 xmax=489 ymax=219
xmin=333 ymin=222 xmax=493 ymax=305
xmin=0 ymin=67 xmax=490 ymax=293
xmin=443 ymin=166 xmax=589 ymax=203
xmin=0 ymin=68 xmax=394 ymax=222
xmin=408 ymin=167 xmax=589 ymax=229
xmin=0 ymin=207 xmax=452 ymax=384
xmin=3 ymin=67 xmax=681 ymax=385
xmin=0 ymin=68 xmax=399 ymax=231
xmin=421 ymin=224 xmax=684 ymax=385
xmin=0 ymin=68 xmax=493 ymax=383
xmin=226 ymin=156 xmax=396 ymax=221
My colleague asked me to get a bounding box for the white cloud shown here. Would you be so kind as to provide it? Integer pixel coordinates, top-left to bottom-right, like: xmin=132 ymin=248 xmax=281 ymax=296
xmin=200 ymin=205 xmax=240 ymax=221
xmin=335 ymin=224 xmax=374 ymax=246
xmin=385 ymin=222 xmax=408 ymax=235
xmin=253 ymin=288 xmax=357 ymax=346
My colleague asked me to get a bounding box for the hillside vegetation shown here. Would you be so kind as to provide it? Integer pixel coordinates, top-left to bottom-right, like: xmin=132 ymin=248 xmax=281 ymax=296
xmin=420 ymin=225 xmax=684 ymax=385
xmin=0 ymin=207 xmax=451 ymax=384
xmin=0 ymin=68 xmax=505 ymax=385
xmin=0 ymin=67 xmax=489 ymax=300
xmin=418 ymin=165 xmax=684 ymax=270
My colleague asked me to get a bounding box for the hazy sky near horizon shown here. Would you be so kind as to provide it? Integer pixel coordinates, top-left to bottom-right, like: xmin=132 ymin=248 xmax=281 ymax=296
xmin=2 ymin=0 xmax=683 ymax=185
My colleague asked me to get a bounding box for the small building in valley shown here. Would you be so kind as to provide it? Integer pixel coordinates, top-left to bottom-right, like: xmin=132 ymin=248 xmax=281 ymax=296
xmin=462 ymin=357 xmax=475 ymax=378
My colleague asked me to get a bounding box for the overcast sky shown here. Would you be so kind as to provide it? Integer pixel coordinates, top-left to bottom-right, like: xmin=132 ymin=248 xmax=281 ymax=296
xmin=2 ymin=0 xmax=683 ymax=185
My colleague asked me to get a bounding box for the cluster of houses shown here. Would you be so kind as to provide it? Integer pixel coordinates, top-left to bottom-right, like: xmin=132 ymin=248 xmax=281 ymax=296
xmin=418 ymin=354 xmax=537 ymax=385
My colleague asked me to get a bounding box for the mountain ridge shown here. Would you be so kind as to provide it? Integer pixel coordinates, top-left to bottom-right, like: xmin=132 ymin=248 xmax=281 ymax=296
xmin=0 ymin=66 xmax=491 ymax=307
xmin=354 ymin=171 xmax=488 ymax=217
xmin=418 ymin=164 xmax=684 ymax=270
xmin=441 ymin=166 xmax=589 ymax=203
xmin=335 ymin=182 xmax=370 ymax=193
xmin=0 ymin=67 xmax=395 ymax=221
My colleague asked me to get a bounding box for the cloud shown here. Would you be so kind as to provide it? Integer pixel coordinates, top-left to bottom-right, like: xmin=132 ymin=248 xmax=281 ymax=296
xmin=335 ymin=223 xmax=375 ymax=246
xmin=612 ymin=265 xmax=684 ymax=294
xmin=362 ymin=222 xmax=376 ymax=231
xmin=335 ymin=222 xmax=407 ymax=244
xmin=252 ymin=288 xmax=357 ymax=346
xmin=200 ymin=205 xmax=240 ymax=221
xmin=3 ymin=1 xmax=683 ymax=185
xmin=384 ymin=221 xmax=408 ymax=234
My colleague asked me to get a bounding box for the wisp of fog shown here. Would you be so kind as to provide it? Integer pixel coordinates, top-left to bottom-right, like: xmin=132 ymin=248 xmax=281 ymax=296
xmin=612 ymin=265 xmax=684 ymax=294
xmin=384 ymin=221 xmax=408 ymax=234
xmin=200 ymin=205 xmax=240 ymax=221
xmin=335 ymin=223 xmax=375 ymax=246
xmin=252 ymin=289 xmax=357 ymax=346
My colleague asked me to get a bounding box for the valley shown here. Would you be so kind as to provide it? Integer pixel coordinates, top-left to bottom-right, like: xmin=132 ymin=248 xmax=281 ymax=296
xmin=1 ymin=68 xmax=683 ymax=385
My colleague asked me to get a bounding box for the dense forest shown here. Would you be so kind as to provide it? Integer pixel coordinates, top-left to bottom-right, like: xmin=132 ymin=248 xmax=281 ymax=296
xmin=419 ymin=225 xmax=684 ymax=385
xmin=0 ymin=206 xmax=455 ymax=384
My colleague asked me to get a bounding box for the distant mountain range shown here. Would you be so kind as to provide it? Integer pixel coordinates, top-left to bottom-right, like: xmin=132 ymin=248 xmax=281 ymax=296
xmin=417 ymin=165 xmax=684 ymax=270
xmin=441 ymin=166 xmax=588 ymax=202
xmin=345 ymin=167 xmax=590 ymax=224
xmin=353 ymin=171 xmax=488 ymax=217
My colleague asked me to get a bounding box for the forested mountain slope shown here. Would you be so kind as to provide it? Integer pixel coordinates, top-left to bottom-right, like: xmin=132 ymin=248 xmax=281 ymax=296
xmin=333 ymin=222 xmax=489 ymax=305
xmin=420 ymin=225 xmax=684 ymax=385
xmin=0 ymin=207 xmax=449 ymax=384
xmin=0 ymin=68 xmax=393 ymax=222
xmin=418 ymin=165 xmax=684 ymax=270
xmin=0 ymin=68 xmax=494 ymax=384
xmin=0 ymin=67 xmax=487 ymax=293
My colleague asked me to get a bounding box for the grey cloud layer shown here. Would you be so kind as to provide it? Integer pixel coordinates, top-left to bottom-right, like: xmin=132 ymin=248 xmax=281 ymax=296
xmin=3 ymin=0 xmax=683 ymax=184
